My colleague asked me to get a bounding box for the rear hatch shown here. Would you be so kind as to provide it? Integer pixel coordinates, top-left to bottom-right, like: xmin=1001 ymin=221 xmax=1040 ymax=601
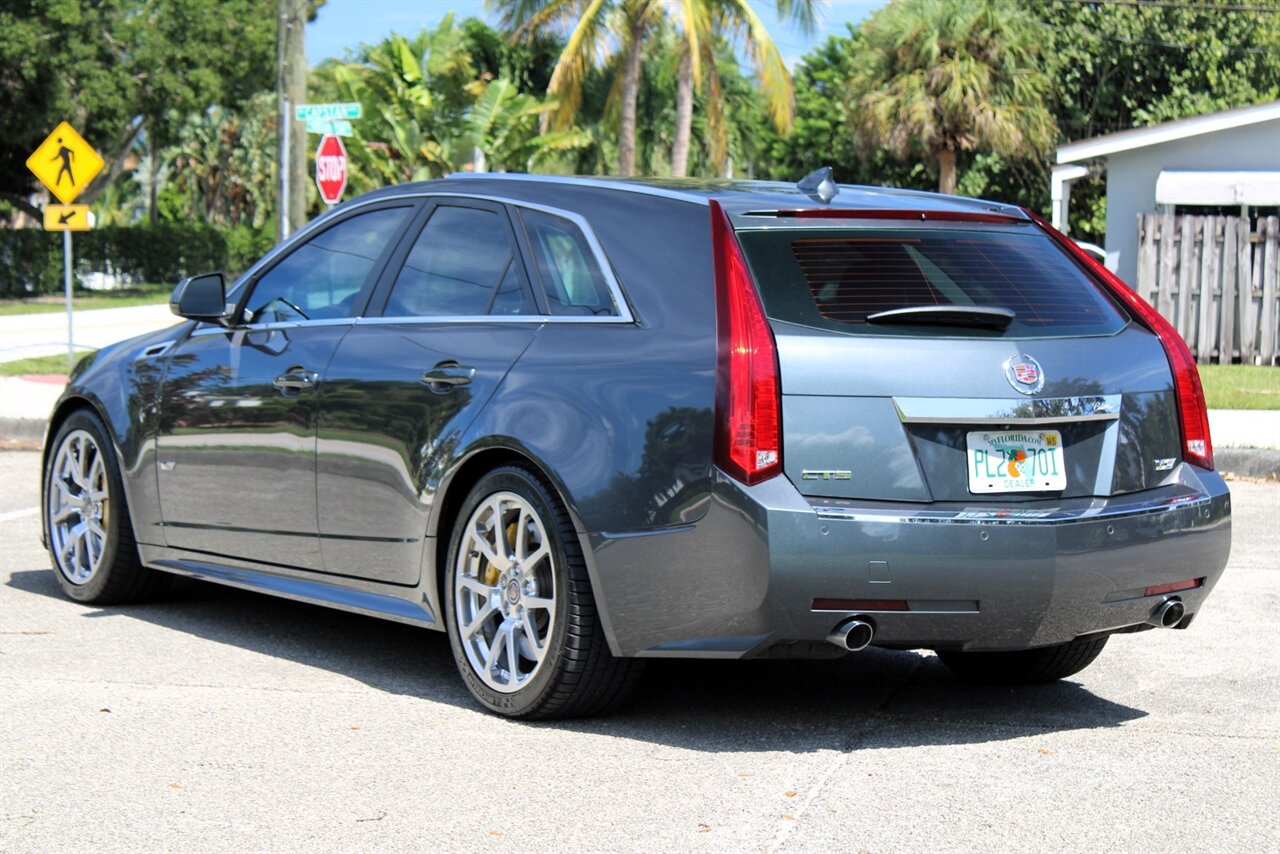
xmin=733 ymin=216 xmax=1182 ymax=503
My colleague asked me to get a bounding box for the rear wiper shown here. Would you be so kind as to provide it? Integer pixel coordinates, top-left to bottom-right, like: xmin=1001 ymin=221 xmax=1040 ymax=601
xmin=866 ymin=305 xmax=1015 ymax=331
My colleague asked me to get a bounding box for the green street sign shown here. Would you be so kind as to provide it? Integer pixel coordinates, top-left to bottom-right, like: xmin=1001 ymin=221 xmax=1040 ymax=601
xmin=305 ymin=118 xmax=353 ymax=136
xmin=294 ymin=102 xmax=362 ymax=121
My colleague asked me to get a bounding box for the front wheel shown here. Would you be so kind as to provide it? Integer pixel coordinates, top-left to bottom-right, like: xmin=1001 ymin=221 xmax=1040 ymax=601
xmin=935 ymin=636 xmax=1109 ymax=684
xmin=444 ymin=466 xmax=640 ymax=719
xmin=43 ymin=410 xmax=170 ymax=604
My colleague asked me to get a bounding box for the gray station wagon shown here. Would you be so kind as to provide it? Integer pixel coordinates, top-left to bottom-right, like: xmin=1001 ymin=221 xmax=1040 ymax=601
xmin=41 ymin=172 xmax=1231 ymax=718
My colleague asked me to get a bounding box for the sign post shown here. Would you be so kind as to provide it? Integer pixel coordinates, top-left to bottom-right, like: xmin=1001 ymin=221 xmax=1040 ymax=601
xmin=315 ymin=133 xmax=348 ymax=208
xmin=26 ymin=122 xmax=104 ymax=369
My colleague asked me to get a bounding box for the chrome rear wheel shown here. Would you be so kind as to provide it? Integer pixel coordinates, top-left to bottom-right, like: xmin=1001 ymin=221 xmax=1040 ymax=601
xmin=453 ymin=491 xmax=557 ymax=694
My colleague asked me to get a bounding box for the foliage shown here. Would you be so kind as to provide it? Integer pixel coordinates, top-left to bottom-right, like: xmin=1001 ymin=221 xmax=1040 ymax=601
xmin=846 ymin=0 xmax=1057 ymax=194
xmin=0 ymin=0 xmax=281 ymax=215
xmin=164 ymin=91 xmax=278 ymax=228
xmin=0 ymin=222 xmax=273 ymax=297
xmin=311 ymin=17 xmax=589 ymax=190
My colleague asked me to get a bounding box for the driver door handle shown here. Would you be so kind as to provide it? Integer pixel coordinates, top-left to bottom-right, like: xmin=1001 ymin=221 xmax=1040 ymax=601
xmin=273 ymin=368 xmax=318 ymax=391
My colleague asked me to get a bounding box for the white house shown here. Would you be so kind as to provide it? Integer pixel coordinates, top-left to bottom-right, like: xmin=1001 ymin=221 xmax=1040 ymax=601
xmin=1051 ymin=101 xmax=1280 ymax=286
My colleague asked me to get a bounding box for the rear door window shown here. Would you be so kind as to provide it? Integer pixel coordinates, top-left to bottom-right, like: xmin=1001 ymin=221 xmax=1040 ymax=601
xmin=736 ymin=227 xmax=1126 ymax=337
xmin=383 ymin=204 xmax=534 ymax=317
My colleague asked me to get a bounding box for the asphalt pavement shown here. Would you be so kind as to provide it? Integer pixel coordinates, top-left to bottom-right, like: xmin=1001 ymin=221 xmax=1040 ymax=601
xmin=0 ymin=450 xmax=1276 ymax=853
xmin=0 ymin=303 xmax=178 ymax=364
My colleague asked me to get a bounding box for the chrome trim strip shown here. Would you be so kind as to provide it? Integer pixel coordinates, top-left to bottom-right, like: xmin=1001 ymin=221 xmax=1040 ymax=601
xmin=223 ymin=190 xmax=636 ymax=325
xmin=417 ymin=192 xmax=635 ymax=323
xmin=893 ymin=395 xmax=1122 ymax=425
xmin=191 ymin=318 xmax=357 ymax=338
xmin=447 ymin=172 xmax=712 ymax=207
xmin=809 ymin=491 xmax=1210 ymax=527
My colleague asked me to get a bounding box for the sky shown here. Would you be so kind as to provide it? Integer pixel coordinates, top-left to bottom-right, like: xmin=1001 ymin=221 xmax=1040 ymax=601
xmin=307 ymin=0 xmax=887 ymax=69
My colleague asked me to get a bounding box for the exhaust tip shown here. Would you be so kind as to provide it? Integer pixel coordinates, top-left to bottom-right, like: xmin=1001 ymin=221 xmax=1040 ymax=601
xmin=1150 ymin=598 xmax=1186 ymax=629
xmin=827 ymin=619 xmax=875 ymax=652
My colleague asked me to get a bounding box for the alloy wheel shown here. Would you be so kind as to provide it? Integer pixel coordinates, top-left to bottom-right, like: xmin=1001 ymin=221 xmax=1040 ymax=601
xmin=453 ymin=492 xmax=557 ymax=693
xmin=47 ymin=429 xmax=111 ymax=585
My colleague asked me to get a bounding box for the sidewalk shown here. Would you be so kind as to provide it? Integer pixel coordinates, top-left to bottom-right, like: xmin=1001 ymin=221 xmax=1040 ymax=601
xmin=2 ymin=371 xmax=1275 ymax=477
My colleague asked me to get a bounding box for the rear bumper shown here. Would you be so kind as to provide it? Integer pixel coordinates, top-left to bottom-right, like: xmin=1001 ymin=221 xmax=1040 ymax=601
xmin=587 ymin=466 xmax=1231 ymax=658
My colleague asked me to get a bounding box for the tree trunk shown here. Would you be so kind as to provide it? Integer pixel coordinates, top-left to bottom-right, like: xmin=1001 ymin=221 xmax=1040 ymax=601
xmin=670 ymin=50 xmax=693 ymax=178
xmin=148 ymin=134 xmax=159 ymax=224
xmin=618 ymin=14 xmax=645 ymax=177
xmin=278 ymin=0 xmax=308 ymax=238
xmin=937 ymin=148 xmax=957 ymax=195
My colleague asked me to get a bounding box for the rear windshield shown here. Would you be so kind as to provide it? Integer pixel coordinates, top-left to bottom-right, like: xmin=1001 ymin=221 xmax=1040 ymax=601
xmin=735 ymin=226 xmax=1127 ymax=337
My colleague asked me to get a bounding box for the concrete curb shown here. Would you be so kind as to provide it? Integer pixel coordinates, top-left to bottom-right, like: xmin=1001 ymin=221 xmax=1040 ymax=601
xmin=1215 ymin=447 xmax=1280 ymax=481
xmin=0 ymin=417 xmax=48 ymax=448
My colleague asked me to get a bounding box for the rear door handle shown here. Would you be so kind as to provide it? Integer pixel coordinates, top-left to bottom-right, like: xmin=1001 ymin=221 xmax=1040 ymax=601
xmin=273 ymin=367 xmax=318 ymax=391
xmin=420 ymin=363 xmax=476 ymax=391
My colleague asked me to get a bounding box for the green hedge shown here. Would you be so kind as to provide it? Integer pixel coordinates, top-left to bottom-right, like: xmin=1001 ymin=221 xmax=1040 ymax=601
xmin=0 ymin=222 xmax=275 ymax=297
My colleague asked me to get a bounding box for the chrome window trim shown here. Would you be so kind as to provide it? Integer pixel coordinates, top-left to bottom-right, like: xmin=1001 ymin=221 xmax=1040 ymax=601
xmin=225 ymin=190 xmax=636 ymax=325
xmin=411 ymin=193 xmax=635 ymax=323
xmin=446 ymin=171 xmax=712 ymax=207
xmin=190 ymin=317 xmax=356 ymax=338
xmin=893 ymin=395 xmax=1122 ymax=425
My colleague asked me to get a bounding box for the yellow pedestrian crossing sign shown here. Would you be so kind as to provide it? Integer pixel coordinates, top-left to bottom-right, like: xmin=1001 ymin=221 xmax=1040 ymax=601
xmin=26 ymin=122 xmax=104 ymax=205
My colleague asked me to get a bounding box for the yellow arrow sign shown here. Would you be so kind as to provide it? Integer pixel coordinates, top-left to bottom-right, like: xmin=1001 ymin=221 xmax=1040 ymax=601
xmin=26 ymin=122 xmax=104 ymax=205
xmin=44 ymin=204 xmax=92 ymax=232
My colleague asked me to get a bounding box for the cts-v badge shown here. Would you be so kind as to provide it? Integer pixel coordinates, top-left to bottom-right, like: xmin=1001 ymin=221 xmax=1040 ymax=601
xmin=1004 ymin=354 xmax=1045 ymax=395
xmin=801 ymin=469 xmax=852 ymax=481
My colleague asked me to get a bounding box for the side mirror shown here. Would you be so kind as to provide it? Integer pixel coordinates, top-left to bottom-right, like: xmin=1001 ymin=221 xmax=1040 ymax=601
xmin=171 ymin=272 xmax=228 ymax=323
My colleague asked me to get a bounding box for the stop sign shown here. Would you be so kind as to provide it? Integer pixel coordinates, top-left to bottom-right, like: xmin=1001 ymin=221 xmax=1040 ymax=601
xmin=315 ymin=134 xmax=347 ymax=205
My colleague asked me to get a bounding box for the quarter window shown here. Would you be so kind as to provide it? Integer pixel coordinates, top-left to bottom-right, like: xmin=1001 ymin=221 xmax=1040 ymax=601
xmin=384 ymin=205 xmax=533 ymax=317
xmin=519 ymin=209 xmax=617 ymax=317
xmin=244 ymin=207 xmax=410 ymax=323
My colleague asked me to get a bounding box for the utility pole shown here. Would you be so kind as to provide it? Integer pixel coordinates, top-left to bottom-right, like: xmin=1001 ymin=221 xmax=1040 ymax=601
xmin=277 ymin=0 xmax=308 ymax=240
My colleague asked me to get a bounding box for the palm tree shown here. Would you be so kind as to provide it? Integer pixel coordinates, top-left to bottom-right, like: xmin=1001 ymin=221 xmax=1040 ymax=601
xmin=494 ymin=0 xmax=667 ymax=176
xmin=668 ymin=0 xmax=819 ymax=178
xmin=848 ymin=0 xmax=1056 ymax=194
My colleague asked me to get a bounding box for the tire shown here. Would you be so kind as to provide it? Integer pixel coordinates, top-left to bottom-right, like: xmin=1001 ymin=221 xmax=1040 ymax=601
xmin=43 ymin=410 xmax=171 ymax=604
xmin=443 ymin=465 xmax=641 ymax=719
xmin=935 ymin=636 xmax=1109 ymax=684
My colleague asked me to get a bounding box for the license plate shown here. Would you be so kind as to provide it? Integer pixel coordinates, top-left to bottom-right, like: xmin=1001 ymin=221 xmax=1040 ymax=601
xmin=966 ymin=430 xmax=1066 ymax=493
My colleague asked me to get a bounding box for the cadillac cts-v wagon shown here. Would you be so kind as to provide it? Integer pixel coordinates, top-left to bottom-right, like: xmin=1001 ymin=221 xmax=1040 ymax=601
xmin=41 ymin=172 xmax=1231 ymax=718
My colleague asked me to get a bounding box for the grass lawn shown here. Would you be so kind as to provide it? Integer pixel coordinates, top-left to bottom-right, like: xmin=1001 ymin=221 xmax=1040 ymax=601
xmin=0 ymin=283 xmax=170 ymax=316
xmin=1198 ymin=364 xmax=1280 ymax=410
xmin=0 ymin=351 xmax=95 ymax=377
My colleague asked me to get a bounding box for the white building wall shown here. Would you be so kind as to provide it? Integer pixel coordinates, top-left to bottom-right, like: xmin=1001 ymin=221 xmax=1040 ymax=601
xmin=1104 ymin=118 xmax=1280 ymax=285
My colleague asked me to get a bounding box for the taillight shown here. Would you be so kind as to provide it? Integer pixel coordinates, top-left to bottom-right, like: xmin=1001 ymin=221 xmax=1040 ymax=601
xmin=1025 ymin=210 xmax=1214 ymax=470
xmin=711 ymin=200 xmax=782 ymax=485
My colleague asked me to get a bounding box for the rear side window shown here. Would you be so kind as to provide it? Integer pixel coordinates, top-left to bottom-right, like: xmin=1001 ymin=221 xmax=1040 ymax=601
xmin=519 ymin=209 xmax=618 ymax=317
xmin=384 ymin=205 xmax=533 ymax=317
xmin=736 ymin=227 xmax=1126 ymax=337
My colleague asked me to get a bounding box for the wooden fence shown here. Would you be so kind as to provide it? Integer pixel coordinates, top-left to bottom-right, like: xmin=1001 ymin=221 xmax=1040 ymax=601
xmin=1135 ymin=213 xmax=1279 ymax=364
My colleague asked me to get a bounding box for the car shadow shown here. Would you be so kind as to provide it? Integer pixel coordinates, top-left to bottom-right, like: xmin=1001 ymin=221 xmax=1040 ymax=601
xmin=8 ymin=568 xmax=1147 ymax=751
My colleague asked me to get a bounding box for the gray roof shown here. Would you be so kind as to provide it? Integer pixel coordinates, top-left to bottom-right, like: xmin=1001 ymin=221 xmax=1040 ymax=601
xmin=357 ymin=172 xmax=1028 ymax=219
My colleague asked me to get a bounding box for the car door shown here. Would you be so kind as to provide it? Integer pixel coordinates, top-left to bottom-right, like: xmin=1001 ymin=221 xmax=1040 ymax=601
xmin=155 ymin=202 xmax=418 ymax=569
xmin=316 ymin=198 xmax=543 ymax=584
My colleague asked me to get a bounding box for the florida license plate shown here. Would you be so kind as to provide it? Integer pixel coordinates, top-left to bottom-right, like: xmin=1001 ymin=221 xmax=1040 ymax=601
xmin=966 ymin=430 xmax=1066 ymax=493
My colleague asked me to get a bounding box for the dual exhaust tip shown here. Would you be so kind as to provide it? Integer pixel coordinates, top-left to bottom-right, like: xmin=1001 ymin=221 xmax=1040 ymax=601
xmin=827 ymin=599 xmax=1185 ymax=653
xmin=827 ymin=618 xmax=875 ymax=652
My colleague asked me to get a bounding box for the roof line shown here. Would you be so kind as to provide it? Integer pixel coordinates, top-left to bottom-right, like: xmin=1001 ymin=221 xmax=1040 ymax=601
xmin=446 ymin=172 xmax=711 ymax=206
xmin=1057 ymin=100 xmax=1280 ymax=164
